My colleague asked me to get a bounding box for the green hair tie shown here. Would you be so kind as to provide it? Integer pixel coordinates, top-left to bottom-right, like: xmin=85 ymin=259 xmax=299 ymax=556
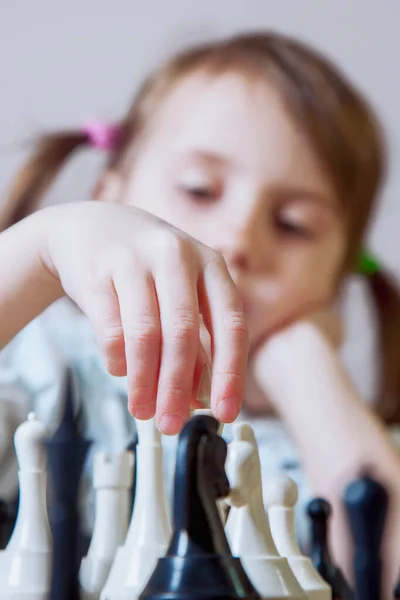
xmin=358 ymin=249 xmax=379 ymax=276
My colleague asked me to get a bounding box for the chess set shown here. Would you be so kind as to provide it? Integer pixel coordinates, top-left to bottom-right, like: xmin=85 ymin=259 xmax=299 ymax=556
xmin=0 ymin=370 xmax=397 ymax=600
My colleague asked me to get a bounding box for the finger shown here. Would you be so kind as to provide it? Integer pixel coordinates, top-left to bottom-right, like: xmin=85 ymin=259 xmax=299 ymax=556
xmin=154 ymin=266 xmax=200 ymax=435
xmin=113 ymin=268 xmax=161 ymax=419
xmin=79 ymin=276 xmax=127 ymax=377
xmin=200 ymin=257 xmax=249 ymax=422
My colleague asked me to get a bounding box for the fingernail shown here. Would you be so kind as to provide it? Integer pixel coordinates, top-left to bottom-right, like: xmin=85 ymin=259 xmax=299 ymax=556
xmin=216 ymin=397 xmax=239 ymax=422
xmin=131 ymin=405 xmax=155 ymax=420
xmin=158 ymin=414 xmax=185 ymax=436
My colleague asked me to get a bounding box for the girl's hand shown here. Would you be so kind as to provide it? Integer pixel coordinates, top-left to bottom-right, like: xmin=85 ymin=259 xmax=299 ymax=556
xmin=250 ymin=304 xmax=343 ymax=413
xmin=42 ymin=202 xmax=248 ymax=434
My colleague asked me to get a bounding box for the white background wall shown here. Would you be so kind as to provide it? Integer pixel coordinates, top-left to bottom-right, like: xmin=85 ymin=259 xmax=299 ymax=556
xmin=0 ymin=0 xmax=399 ymax=397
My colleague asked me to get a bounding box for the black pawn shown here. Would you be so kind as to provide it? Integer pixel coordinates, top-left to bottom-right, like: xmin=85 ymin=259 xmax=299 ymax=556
xmin=343 ymin=474 xmax=388 ymax=600
xmin=45 ymin=368 xmax=91 ymax=600
xmin=139 ymin=414 xmax=261 ymax=600
xmin=307 ymin=498 xmax=354 ymax=600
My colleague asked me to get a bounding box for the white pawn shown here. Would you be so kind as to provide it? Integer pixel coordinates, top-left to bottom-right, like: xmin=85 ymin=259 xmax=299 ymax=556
xmin=265 ymin=475 xmax=331 ymax=600
xmin=100 ymin=417 xmax=172 ymax=600
xmin=80 ymin=450 xmax=135 ymax=599
xmin=0 ymin=412 xmax=52 ymax=600
xmin=225 ymin=422 xmax=306 ymax=599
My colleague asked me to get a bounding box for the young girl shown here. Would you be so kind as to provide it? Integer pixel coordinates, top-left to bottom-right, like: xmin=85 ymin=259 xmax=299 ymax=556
xmin=1 ymin=30 xmax=400 ymax=590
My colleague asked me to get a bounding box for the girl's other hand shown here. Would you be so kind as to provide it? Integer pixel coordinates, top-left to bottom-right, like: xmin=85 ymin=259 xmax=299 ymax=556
xmin=42 ymin=202 xmax=248 ymax=434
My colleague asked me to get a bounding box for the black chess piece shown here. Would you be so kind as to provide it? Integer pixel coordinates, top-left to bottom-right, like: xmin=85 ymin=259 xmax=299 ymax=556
xmin=45 ymin=368 xmax=91 ymax=600
xmin=0 ymin=499 xmax=8 ymax=549
xmin=394 ymin=577 xmax=400 ymax=599
xmin=0 ymin=491 xmax=19 ymax=550
xmin=139 ymin=414 xmax=261 ymax=600
xmin=307 ymin=498 xmax=354 ymax=600
xmin=126 ymin=434 xmax=138 ymax=515
xmin=343 ymin=474 xmax=388 ymax=600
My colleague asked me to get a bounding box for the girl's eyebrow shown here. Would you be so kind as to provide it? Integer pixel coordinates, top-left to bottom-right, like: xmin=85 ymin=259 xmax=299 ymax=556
xmin=271 ymin=184 xmax=337 ymax=210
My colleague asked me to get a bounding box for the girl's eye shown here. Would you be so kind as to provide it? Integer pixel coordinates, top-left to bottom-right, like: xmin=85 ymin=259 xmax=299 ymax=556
xmin=180 ymin=186 xmax=219 ymax=202
xmin=275 ymin=216 xmax=310 ymax=238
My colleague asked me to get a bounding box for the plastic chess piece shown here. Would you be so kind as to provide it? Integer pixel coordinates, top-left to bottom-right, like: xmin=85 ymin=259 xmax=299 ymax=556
xmin=45 ymin=368 xmax=91 ymax=600
xmin=80 ymin=450 xmax=135 ymax=599
xmin=394 ymin=577 xmax=400 ymax=599
xmin=0 ymin=412 xmax=52 ymax=600
xmin=191 ymin=408 xmax=229 ymax=524
xmin=0 ymin=500 xmax=8 ymax=550
xmin=0 ymin=492 xmax=19 ymax=551
xmin=125 ymin=436 xmax=138 ymax=516
xmin=343 ymin=474 xmax=388 ymax=600
xmin=225 ymin=423 xmax=306 ymax=599
xmin=265 ymin=474 xmax=331 ymax=600
xmin=139 ymin=414 xmax=261 ymax=600
xmin=307 ymin=499 xmax=354 ymax=600
xmin=100 ymin=417 xmax=172 ymax=600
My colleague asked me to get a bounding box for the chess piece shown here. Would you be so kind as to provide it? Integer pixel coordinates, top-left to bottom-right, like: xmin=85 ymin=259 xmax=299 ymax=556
xmin=139 ymin=414 xmax=261 ymax=600
xmin=0 ymin=500 xmax=8 ymax=550
xmin=343 ymin=474 xmax=388 ymax=600
xmin=0 ymin=386 xmax=31 ymax=511
xmin=191 ymin=408 xmax=228 ymax=524
xmin=265 ymin=474 xmax=331 ymax=600
xmin=394 ymin=577 xmax=400 ymax=599
xmin=307 ymin=499 xmax=354 ymax=600
xmin=225 ymin=423 xmax=306 ymax=599
xmin=100 ymin=417 xmax=171 ymax=600
xmin=0 ymin=412 xmax=52 ymax=600
xmin=45 ymin=368 xmax=91 ymax=600
xmin=191 ymin=407 xmax=223 ymax=434
xmin=80 ymin=450 xmax=134 ymax=599
xmin=1 ymin=493 xmax=19 ymax=550
xmin=125 ymin=437 xmax=138 ymax=517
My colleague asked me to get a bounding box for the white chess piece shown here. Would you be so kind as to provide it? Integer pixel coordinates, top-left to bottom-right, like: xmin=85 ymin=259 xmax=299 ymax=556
xmin=265 ymin=475 xmax=331 ymax=600
xmin=225 ymin=422 xmax=306 ymax=599
xmin=80 ymin=450 xmax=135 ymax=600
xmin=0 ymin=383 xmax=31 ymax=502
xmin=100 ymin=418 xmax=172 ymax=600
xmin=0 ymin=412 xmax=52 ymax=600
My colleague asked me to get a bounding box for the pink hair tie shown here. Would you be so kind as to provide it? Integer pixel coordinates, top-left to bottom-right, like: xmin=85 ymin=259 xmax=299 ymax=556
xmin=81 ymin=120 xmax=120 ymax=151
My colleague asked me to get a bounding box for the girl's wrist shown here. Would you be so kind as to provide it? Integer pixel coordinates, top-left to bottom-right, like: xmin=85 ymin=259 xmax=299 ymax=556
xmin=30 ymin=207 xmax=64 ymax=301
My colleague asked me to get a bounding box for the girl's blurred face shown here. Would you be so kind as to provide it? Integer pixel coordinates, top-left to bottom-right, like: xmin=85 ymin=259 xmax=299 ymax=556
xmin=112 ymin=72 xmax=346 ymax=350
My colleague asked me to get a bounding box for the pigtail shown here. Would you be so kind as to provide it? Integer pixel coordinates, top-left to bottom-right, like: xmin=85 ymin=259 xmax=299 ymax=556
xmin=0 ymin=131 xmax=88 ymax=232
xmin=365 ymin=269 xmax=400 ymax=423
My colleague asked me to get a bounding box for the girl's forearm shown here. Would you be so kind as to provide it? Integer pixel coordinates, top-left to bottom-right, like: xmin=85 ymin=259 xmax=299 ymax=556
xmin=256 ymin=322 xmax=400 ymax=488
xmin=255 ymin=322 xmax=400 ymax=589
xmin=0 ymin=210 xmax=63 ymax=348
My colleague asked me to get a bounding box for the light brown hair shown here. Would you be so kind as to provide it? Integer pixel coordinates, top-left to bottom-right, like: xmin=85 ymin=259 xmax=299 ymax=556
xmin=2 ymin=31 xmax=400 ymax=422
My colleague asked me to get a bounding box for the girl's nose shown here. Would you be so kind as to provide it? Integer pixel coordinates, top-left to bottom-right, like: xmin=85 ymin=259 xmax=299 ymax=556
xmin=215 ymin=213 xmax=275 ymax=275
